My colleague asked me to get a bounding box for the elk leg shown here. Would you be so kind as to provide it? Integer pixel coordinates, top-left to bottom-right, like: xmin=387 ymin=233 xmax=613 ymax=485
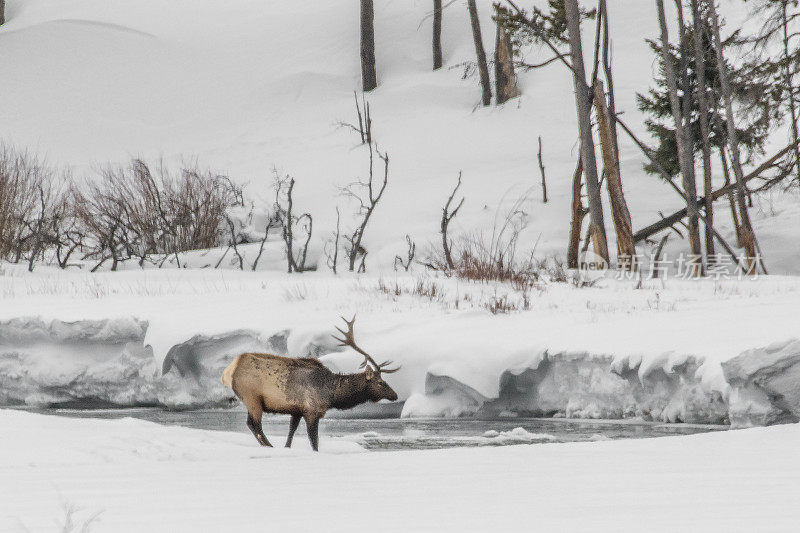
xmin=304 ymin=415 xmax=320 ymax=452
xmin=243 ymin=397 xmax=271 ymax=447
xmin=285 ymin=414 xmax=301 ymax=448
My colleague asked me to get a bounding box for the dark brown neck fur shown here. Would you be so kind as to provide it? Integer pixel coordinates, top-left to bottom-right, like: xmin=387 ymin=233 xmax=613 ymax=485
xmin=329 ymin=373 xmax=371 ymax=410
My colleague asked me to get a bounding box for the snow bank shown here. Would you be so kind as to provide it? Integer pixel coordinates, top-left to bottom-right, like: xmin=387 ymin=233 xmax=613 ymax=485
xmin=159 ymin=329 xmax=286 ymax=407
xmin=1 ymin=313 xmax=797 ymax=426
xmin=402 ymin=350 xmax=728 ymax=424
xmin=1 ymin=271 xmax=799 ymax=426
xmin=0 ymin=317 xmax=157 ymax=407
xmin=723 ymin=339 xmax=800 ymax=427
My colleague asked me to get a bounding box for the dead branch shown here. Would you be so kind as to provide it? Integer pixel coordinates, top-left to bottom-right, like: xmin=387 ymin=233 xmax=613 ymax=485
xmin=441 ymin=171 xmax=465 ymax=269
xmin=325 ymin=206 xmax=342 ymax=274
xmin=251 ymin=214 xmax=278 ymax=271
xmin=338 ymin=92 xmax=372 ymax=146
xmin=537 ymin=136 xmax=548 ymax=203
xmin=274 ymin=174 xmax=314 ymax=273
xmin=224 ymin=215 xmax=244 ymax=270
xmin=394 ymin=234 xmax=416 ymax=271
xmin=342 ymin=145 xmax=389 ymax=272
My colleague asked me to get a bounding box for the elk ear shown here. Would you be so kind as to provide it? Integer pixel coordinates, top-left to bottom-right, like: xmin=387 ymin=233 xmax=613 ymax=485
xmin=364 ymin=366 xmax=375 ymax=380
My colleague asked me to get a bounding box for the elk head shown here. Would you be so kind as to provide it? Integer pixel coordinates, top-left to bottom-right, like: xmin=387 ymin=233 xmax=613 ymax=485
xmin=333 ymin=316 xmax=399 ymax=402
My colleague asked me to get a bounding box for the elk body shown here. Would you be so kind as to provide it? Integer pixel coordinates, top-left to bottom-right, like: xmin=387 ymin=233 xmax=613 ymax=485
xmin=221 ymin=317 xmax=399 ymax=451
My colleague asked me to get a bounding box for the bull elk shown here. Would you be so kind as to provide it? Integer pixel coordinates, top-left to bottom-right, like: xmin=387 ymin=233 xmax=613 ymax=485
xmin=221 ymin=316 xmax=399 ymax=451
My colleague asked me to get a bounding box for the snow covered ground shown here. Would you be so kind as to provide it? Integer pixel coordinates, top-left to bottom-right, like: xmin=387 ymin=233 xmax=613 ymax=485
xmin=1 ymin=409 xmax=799 ymax=532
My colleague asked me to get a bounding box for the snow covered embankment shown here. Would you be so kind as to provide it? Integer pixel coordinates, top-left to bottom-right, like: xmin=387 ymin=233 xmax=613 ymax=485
xmin=723 ymin=339 xmax=800 ymax=426
xmin=0 ymin=317 xmax=156 ymax=407
xmin=407 ymin=351 xmax=730 ymax=424
xmin=0 ymin=317 xmax=286 ymax=408
xmin=2 ymin=317 xmax=799 ymax=427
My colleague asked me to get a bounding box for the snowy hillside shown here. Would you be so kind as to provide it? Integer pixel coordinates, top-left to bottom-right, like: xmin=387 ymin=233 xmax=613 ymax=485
xmin=2 ymin=0 xmax=798 ymax=272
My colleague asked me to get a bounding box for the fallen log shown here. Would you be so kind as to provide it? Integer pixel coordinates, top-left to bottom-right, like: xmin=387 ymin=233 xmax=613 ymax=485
xmin=615 ymin=116 xmax=744 ymax=270
xmin=632 ymin=143 xmax=795 ymax=243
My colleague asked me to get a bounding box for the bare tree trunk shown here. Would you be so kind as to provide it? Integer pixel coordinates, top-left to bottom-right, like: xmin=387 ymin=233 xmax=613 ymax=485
xmin=538 ymin=136 xmax=548 ymax=203
xmin=360 ymin=0 xmax=377 ymax=92
xmin=781 ymin=0 xmax=800 ymax=188
xmin=705 ymin=0 xmax=760 ymax=270
xmin=565 ymin=0 xmax=609 ymax=263
xmin=675 ymin=0 xmax=703 ymax=266
xmin=656 ymin=0 xmax=702 ymax=265
xmin=567 ymin=157 xmax=586 ymax=269
xmin=720 ymin=149 xmax=743 ymax=246
xmin=0 ymin=0 xmax=5 ymax=26
xmin=594 ymin=80 xmax=635 ymax=269
xmin=495 ymin=18 xmax=519 ymax=104
xmin=433 ymin=0 xmax=443 ymax=70
xmin=598 ymin=1 xmax=633 ymax=269
xmin=599 ymin=0 xmax=622 ymax=194
xmin=441 ymin=172 xmax=464 ymax=270
xmin=467 ymin=0 xmax=492 ymax=106
xmin=690 ymin=0 xmax=715 ymax=258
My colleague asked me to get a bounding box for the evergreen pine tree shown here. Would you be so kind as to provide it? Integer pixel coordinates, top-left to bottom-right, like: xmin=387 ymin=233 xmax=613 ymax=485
xmin=637 ymin=9 xmax=774 ymax=180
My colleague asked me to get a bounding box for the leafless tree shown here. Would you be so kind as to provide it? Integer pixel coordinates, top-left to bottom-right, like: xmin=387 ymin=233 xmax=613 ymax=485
xmin=223 ymin=215 xmax=245 ymax=270
xmin=274 ymin=175 xmax=314 ymax=273
xmin=495 ymin=9 xmax=519 ymax=104
xmin=656 ymin=0 xmax=702 ymax=268
xmin=595 ymin=79 xmax=635 ymax=269
xmin=339 ymin=92 xmax=372 ymax=146
xmin=537 ymin=136 xmax=548 ymax=203
xmin=705 ymin=0 xmax=763 ymax=271
xmin=467 ymin=0 xmax=492 ymax=106
xmin=0 ymin=146 xmax=44 ymax=262
xmin=325 ymin=206 xmax=342 ymax=274
xmin=433 ymin=0 xmax=443 ymax=70
xmin=441 ymin=171 xmax=464 ymax=270
xmin=0 ymin=146 xmax=80 ymax=270
xmin=251 ymin=213 xmax=279 ymax=271
xmin=361 ymin=0 xmax=378 ymax=91
xmin=564 ymin=0 xmax=609 ymax=263
xmin=394 ymin=234 xmax=416 ymax=271
xmin=341 ymin=145 xmax=389 ymax=272
xmin=73 ymin=159 xmax=242 ymax=271
xmin=690 ymin=0 xmax=716 ymax=258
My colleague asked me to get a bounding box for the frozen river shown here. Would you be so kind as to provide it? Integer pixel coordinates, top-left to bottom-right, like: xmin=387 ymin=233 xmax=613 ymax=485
xmin=26 ymin=408 xmax=726 ymax=450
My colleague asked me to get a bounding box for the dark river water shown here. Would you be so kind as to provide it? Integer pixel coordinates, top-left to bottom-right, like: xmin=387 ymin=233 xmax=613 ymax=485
xmin=34 ymin=408 xmax=726 ymax=451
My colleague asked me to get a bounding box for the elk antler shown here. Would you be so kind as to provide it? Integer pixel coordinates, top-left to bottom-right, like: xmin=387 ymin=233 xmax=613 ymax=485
xmin=332 ymin=315 xmax=400 ymax=374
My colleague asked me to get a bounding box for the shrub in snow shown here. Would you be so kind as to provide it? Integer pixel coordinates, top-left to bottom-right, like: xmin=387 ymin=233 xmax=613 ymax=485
xmin=74 ymin=159 xmax=247 ymax=270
